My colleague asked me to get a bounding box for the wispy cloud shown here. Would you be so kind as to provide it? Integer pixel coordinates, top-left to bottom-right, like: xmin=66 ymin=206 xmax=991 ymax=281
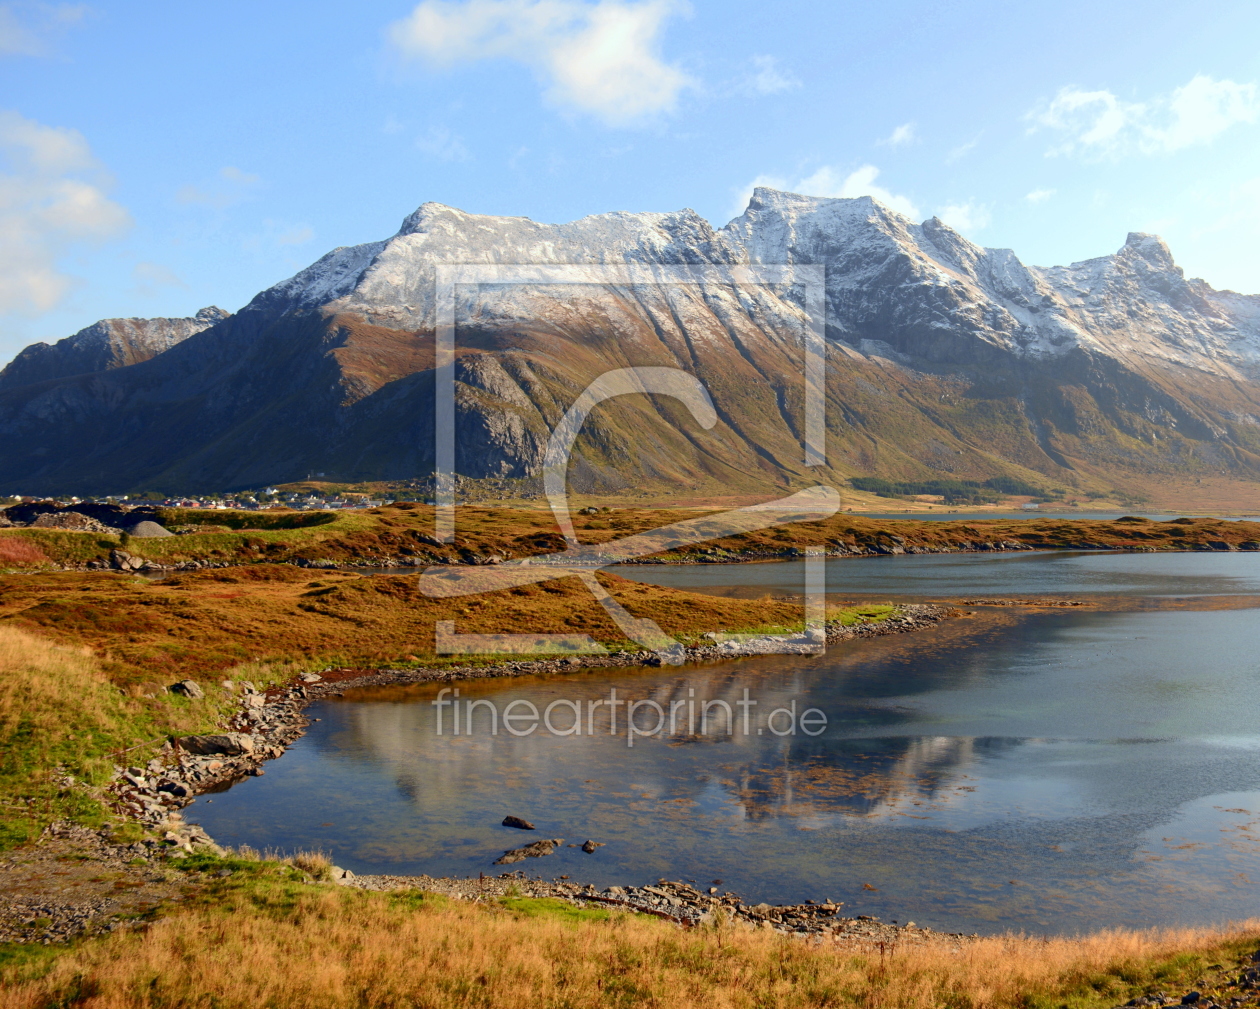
xmin=131 ymin=260 xmax=184 ymax=298
xmin=0 ymin=2 xmax=88 ymax=57
xmin=415 ymin=125 xmax=470 ymax=161
xmin=935 ymin=201 xmax=990 ymax=234
xmin=876 ymin=121 xmax=915 ymax=147
xmin=1027 ymin=74 xmax=1259 ymax=159
xmin=176 ymin=165 xmax=261 ymax=208
xmin=945 ymin=134 xmax=980 ymax=164
xmin=241 ymin=219 xmax=316 ymax=267
xmin=1024 ymin=188 xmax=1055 ymax=204
xmin=388 ymin=0 xmax=694 ymax=126
xmin=743 ymin=54 xmax=797 ymax=95
xmin=732 ymin=164 xmax=919 ymax=221
xmin=275 ymin=224 xmax=313 ymax=246
xmin=0 ymin=109 xmax=130 ymax=315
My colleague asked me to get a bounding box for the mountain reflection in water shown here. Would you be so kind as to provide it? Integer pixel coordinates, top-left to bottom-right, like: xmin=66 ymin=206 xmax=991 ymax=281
xmin=190 ymin=553 xmax=1260 ymax=935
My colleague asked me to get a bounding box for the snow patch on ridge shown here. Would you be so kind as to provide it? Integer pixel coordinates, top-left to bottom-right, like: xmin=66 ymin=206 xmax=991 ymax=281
xmin=247 ymin=188 xmax=1260 ymax=379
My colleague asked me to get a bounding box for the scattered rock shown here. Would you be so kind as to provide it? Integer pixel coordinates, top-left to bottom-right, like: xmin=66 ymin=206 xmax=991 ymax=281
xmin=168 ymin=680 xmax=204 ymax=699
xmin=108 ymin=549 xmax=145 ymax=572
xmin=494 ymin=839 xmax=564 ymax=865
xmin=31 ymin=511 xmax=118 ymax=533
xmin=502 ymin=815 xmax=536 ymax=830
xmin=300 ymin=672 xmax=322 ymax=683
xmin=580 ymin=839 xmax=605 ymax=853
xmin=176 ymin=733 xmax=255 ymax=756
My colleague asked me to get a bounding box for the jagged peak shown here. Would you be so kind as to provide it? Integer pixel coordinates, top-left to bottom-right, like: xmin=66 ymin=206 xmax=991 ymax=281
xmin=1120 ymin=231 xmax=1177 ymax=270
xmin=744 ymin=186 xmax=894 ymax=217
xmin=396 ymin=201 xmax=513 ymax=236
xmin=394 ymin=200 xmax=711 ymax=240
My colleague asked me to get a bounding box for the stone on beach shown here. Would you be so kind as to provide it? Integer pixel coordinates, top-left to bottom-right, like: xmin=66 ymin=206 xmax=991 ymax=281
xmin=177 ymin=733 xmax=255 ymax=756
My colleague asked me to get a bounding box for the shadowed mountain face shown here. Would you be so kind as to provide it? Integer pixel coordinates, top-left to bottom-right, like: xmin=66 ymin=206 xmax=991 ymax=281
xmin=0 ymin=307 xmax=230 ymax=392
xmin=1 ymin=190 xmax=1259 ymax=497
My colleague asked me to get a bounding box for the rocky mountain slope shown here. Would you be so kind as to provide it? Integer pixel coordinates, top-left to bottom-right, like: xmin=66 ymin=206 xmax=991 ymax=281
xmin=0 ymin=307 xmax=230 ymax=391
xmin=1 ymin=190 xmax=1258 ymax=500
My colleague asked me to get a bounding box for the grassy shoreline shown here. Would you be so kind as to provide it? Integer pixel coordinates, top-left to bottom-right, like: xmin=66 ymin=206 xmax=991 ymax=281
xmin=3 ymin=504 xmax=1259 ymax=574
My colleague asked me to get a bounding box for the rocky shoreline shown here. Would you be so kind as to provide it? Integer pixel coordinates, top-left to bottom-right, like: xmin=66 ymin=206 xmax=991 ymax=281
xmin=348 ymin=870 xmax=978 ymax=946
xmin=0 ymin=602 xmax=950 ymax=946
xmin=102 ymin=603 xmax=953 ymax=845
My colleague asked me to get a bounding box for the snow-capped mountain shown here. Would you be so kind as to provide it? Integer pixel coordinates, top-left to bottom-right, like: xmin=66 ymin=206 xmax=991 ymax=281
xmin=1 ymin=190 xmax=1257 ymax=498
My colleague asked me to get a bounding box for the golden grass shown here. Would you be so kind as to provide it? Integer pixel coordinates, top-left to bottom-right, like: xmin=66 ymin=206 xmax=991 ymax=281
xmin=287 ymin=849 xmax=333 ymax=880
xmin=0 ymin=567 xmax=808 ymax=683
xmin=1 ymin=881 xmax=1255 ymax=1009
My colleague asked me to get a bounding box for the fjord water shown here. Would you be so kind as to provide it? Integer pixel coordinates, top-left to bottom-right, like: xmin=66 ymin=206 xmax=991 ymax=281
xmin=191 ymin=552 xmax=1260 ymax=935
xmin=613 ymin=549 xmax=1260 ymax=599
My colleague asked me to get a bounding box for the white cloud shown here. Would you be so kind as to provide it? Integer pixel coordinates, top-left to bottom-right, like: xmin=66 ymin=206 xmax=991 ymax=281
xmin=877 ymin=122 xmax=915 ymax=147
xmin=1024 ymin=188 xmax=1055 ymax=204
xmin=1028 ymin=74 xmax=1259 ymax=158
xmin=176 ymin=165 xmax=261 ymax=208
xmin=744 ymin=54 xmax=797 ymax=95
xmin=730 ymin=164 xmax=919 ymax=221
xmin=388 ymin=0 xmax=693 ymax=126
xmin=415 ymin=125 xmax=470 ymax=161
xmin=0 ymin=2 xmax=88 ymax=57
xmin=935 ymin=201 xmax=990 ymax=234
xmin=0 ymin=109 xmax=129 ymax=315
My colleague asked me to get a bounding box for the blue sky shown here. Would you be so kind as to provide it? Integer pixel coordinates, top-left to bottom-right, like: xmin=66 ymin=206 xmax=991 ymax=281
xmin=2 ymin=0 xmax=1259 ymax=364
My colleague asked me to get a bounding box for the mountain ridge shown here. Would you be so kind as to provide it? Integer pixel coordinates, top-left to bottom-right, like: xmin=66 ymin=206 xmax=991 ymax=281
xmin=0 ymin=307 xmax=231 ymax=391
xmin=1 ymin=190 xmax=1258 ymax=502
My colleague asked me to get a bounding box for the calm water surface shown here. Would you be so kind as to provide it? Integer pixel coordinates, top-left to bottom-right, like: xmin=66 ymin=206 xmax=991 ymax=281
xmin=614 ymin=550 xmax=1260 ymax=599
xmin=192 ymin=553 xmax=1260 ymax=935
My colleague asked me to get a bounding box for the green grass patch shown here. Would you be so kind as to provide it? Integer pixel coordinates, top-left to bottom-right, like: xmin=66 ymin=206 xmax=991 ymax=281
xmin=0 ymin=627 xmax=265 ymax=849
xmin=834 ymin=604 xmax=896 ymax=626
xmin=499 ymin=896 xmax=611 ymax=924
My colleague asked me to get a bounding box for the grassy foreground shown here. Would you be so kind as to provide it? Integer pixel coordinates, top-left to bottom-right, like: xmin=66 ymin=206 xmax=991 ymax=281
xmin=1 ymin=856 xmax=1258 ymax=1009
xmin=0 ymin=623 xmax=297 ymax=847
